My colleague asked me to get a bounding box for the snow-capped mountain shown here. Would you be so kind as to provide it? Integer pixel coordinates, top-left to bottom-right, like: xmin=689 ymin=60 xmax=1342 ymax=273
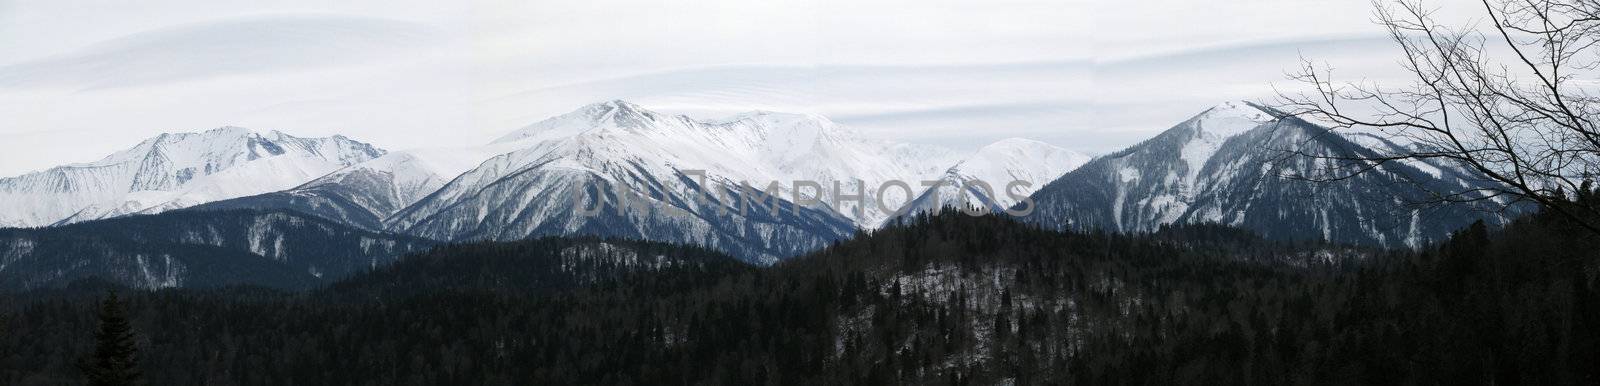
xmin=697 ymin=110 xmax=963 ymax=227
xmin=1021 ymin=101 xmax=1516 ymax=248
xmin=889 ymin=138 xmax=1090 ymax=224
xmin=490 ymin=101 xmax=961 ymax=227
xmin=205 ymin=102 xmax=963 ymax=244
xmin=0 ymin=127 xmax=384 ymax=227
xmin=190 ymin=145 xmax=520 ymax=230
xmin=386 ymin=101 xmax=890 ymax=264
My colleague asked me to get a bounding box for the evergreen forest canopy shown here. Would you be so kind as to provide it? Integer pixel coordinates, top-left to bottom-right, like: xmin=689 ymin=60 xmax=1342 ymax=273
xmin=0 ymin=191 xmax=1596 ymax=385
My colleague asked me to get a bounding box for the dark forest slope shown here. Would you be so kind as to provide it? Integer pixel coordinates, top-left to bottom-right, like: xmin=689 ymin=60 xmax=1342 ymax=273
xmin=1 ymin=198 xmax=1597 ymax=385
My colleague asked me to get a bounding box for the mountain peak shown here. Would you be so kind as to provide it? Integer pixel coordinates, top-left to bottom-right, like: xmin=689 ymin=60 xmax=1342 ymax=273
xmin=714 ymin=109 xmax=855 ymax=141
xmin=581 ymin=99 xmax=656 ymax=121
xmin=979 ymin=137 xmax=1056 ymax=152
xmin=598 ymin=99 xmax=641 ymax=109
xmin=0 ymin=127 xmax=386 ymax=227
xmin=493 ymin=100 xmax=673 ymax=144
xmin=1201 ymin=100 xmax=1273 ymax=121
xmin=1183 ymin=101 xmax=1275 ymax=140
xmin=956 ymin=138 xmax=1089 ymax=177
xmin=201 ymin=126 xmax=255 ymax=136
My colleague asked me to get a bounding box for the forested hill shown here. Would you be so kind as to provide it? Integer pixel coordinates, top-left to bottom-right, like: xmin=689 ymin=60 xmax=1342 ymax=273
xmin=325 ymin=236 xmax=754 ymax=300
xmin=0 ymin=209 xmax=436 ymax=291
xmin=2 ymin=201 xmax=1598 ymax=385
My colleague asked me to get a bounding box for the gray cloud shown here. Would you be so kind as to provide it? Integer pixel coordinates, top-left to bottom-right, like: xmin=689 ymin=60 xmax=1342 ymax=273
xmin=0 ymin=0 xmax=1438 ymax=177
xmin=478 ymin=61 xmax=1084 ymax=151
xmin=0 ymin=14 xmax=440 ymax=90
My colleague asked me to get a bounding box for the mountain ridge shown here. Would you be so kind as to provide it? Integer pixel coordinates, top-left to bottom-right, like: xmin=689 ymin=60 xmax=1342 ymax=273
xmin=1019 ymin=101 xmax=1519 ymax=247
xmin=0 ymin=99 xmax=1529 ymax=265
xmin=0 ymin=127 xmax=385 ymax=227
xmin=383 ymin=101 xmax=977 ymax=263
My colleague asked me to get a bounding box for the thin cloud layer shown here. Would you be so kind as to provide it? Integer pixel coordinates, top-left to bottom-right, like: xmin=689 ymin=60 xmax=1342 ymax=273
xmin=0 ymin=14 xmax=440 ymax=90
xmin=0 ymin=0 xmax=1456 ymax=177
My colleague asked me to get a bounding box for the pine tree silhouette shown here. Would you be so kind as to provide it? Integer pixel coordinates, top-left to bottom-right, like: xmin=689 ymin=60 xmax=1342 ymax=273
xmin=0 ymin=312 xmax=8 ymax=351
xmin=78 ymin=291 xmax=142 ymax=386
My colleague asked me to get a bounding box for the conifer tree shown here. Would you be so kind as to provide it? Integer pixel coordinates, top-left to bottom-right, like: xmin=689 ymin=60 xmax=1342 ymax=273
xmin=78 ymin=291 xmax=142 ymax=386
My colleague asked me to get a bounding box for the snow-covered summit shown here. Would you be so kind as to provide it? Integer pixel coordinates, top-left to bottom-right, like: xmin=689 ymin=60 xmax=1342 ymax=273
xmin=1171 ymin=101 xmax=1278 ymax=185
xmin=1185 ymin=101 xmax=1275 ymax=140
xmin=0 ymin=127 xmax=384 ymax=227
xmin=472 ymin=101 xmax=962 ymax=228
xmin=955 ymin=138 xmax=1091 ymax=185
xmin=386 ymin=101 xmax=973 ymax=263
xmin=491 ymin=100 xmax=683 ymax=144
xmin=887 ymin=138 xmax=1089 ymax=224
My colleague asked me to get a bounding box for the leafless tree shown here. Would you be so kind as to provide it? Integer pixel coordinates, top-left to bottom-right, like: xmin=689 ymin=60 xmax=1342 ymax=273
xmin=1280 ymin=0 xmax=1600 ymax=236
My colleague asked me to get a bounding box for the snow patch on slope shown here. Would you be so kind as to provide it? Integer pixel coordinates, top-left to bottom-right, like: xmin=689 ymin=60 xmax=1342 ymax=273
xmin=0 ymin=127 xmax=384 ymax=227
xmin=1177 ymin=101 xmax=1274 ymax=184
xmin=427 ymin=101 xmax=963 ymax=230
xmin=888 ymin=138 xmax=1089 ymax=224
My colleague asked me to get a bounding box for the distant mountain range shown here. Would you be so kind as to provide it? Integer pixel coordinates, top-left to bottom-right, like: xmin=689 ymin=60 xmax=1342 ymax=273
xmin=63 ymin=100 xmax=1080 ymax=264
xmin=0 ymin=127 xmax=383 ymax=228
xmin=0 ymin=100 xmax=1522 ymax=288
xmin=191 ymin=145 xmax=519 ymax=231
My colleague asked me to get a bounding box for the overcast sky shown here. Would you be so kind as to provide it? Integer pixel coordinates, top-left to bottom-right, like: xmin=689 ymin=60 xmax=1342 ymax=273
xmin=0 ymin=0 xmax=1483 ymax=176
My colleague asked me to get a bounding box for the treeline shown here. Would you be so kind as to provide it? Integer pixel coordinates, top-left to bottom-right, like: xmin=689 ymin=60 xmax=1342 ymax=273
xmin=0 ymin=196 xmax=1596 ymax=384
xmin=0 ymin=209 xmax=436 ymax=291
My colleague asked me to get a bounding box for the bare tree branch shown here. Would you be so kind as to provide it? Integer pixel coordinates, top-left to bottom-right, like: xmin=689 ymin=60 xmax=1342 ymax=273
xmin=1279 ymin=0 xmax=1600 ymax=237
